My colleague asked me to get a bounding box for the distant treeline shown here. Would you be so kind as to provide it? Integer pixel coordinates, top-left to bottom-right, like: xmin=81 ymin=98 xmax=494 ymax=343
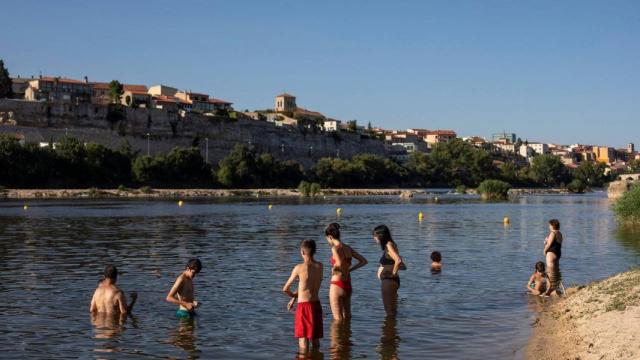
xmin=0 ymin=135 xmax=614 ymax=190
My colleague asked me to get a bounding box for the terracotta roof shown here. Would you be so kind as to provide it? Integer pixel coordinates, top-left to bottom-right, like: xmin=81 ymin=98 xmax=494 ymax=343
xmin=294 ymin=107 xmax=324 ymax=117
xmin=90 ymin=82 xmax=110 ymax=90
xmin=38 ymin=76 xmax=89 ymax=85
xmin=276 ymin=93 xmax=296 ymax=98
xmin=208 ymin=98 xmax=232 ymax=105
xmin=427 ymin=130 xmax=457 ymax=136
xmin=123 ymin=84 xmax=148 ymax=92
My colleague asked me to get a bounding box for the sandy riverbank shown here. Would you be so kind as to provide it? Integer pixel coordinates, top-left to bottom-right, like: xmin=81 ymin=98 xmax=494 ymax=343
xmin=526 ymin=269 xmax=640 ymax=359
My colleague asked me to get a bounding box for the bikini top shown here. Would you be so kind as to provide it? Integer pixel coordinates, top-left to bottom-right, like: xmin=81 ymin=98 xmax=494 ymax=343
xmin=379 ymin=242 xmax=397 ymax=265
xmin=331 ymin=244 xmax=352 ymax=267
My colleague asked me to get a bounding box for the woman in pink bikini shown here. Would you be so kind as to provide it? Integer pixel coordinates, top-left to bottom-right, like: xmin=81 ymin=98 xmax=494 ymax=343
xmin=325 ymin=223 xmax=368 ymax=321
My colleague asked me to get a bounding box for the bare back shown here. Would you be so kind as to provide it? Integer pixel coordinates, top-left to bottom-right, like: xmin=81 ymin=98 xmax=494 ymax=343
xmin=90 ymin=282 xmax=126 ymax=314
xmin=295 ymin=261 xmax=323 ymax=302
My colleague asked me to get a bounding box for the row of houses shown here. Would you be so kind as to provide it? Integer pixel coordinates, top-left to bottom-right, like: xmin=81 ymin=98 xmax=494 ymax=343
xmin=12 ymin=76 xmax=233 ymax=114
xmin=475 ymin=131 xmax=640 ymax=168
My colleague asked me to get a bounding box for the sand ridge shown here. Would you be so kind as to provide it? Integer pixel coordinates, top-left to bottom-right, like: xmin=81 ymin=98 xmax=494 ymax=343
xmin=527 ymin=269 xmax=640 ymax=360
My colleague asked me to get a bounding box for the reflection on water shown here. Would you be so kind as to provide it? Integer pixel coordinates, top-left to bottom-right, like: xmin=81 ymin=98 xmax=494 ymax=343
xmin=91 ymin=313 xmax=137 ymax=354
xmin=377 ymin=318 xmax=400 ymax=360
xmin=170 ymin=317 xmax=199 ymax=359
xmin=0 ymin=194 xmax=639 ymax=359
xmin=330 ymin=320 xmax=352 ymax=360
xmin=615 ymin=227 xmax=640 ymax=255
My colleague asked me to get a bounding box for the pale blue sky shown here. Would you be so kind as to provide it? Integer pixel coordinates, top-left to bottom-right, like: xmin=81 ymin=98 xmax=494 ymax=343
xmin=2 ymin=0 xmax=638 ymax=147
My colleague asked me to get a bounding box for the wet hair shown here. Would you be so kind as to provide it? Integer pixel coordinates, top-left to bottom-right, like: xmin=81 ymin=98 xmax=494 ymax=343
xmin=373 ymin=224 xmax=393 ymax=251
xmin=301 ymin=239 xmax=317 ymax=256
xmin=430 ymin=251 xmax=442 ymax=262
xmin=549 ymin=219 xmax=560 ymax=230
xmin=186 ymin=258 xmax=202 ymax=274
xmin=324 ymin=223 xmax=341 ymax=240
xmin=535 ymin=261 xmax=546 ymax=273
xmin=102 ymin=264 xmax=118 ymax=282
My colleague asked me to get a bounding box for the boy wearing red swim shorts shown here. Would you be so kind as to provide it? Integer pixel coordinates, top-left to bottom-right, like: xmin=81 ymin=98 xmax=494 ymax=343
xmin=283 ymin=239 xmax=324 ymax=354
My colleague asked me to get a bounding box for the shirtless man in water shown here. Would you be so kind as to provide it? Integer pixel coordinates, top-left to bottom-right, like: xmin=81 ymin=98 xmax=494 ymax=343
xmin=283 ymin=239 xmax=324 ymax=354
xmin=166 ymin=258 xmax=202 ymax=318
xmin=90 ymin=265 xmax=137 ymax=314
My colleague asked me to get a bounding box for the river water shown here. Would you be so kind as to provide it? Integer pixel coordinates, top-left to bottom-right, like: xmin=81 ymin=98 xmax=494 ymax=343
xmin=0 ymin=193 xmax=639 ymax=359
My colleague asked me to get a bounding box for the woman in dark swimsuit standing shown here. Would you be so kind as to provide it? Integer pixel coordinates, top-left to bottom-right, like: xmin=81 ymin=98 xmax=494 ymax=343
xmin=325 ymin=223 xmax=368 ymax=321
xmin=373 ymin=225 xmax=405 ymax=318
xmin=543 ymin=219 xmax=563 ymax=295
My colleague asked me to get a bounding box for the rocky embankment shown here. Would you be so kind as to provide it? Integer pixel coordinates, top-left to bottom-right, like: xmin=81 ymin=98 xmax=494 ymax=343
xmin=527 ymin=269 xmax=640 ymax=360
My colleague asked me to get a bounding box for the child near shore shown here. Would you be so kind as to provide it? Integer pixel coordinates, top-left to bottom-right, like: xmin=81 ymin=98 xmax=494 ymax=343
xmin=430 ymin=251 xmax=442 ymax=272
xmin=166 ymin=259 xmax=202 ymax=318
xmin=527 ymin=261 xmax=550 ymax=296
xmin=283 ymin=239 xmax=324 ymax=354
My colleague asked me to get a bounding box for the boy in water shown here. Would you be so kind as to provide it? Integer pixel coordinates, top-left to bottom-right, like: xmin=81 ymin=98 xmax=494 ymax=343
xmin=283 ymin=239 xmax=324 ymax=354
xmin=90 ymin=264 xmax=137 ymax=314
xmin=166 ymin=258 xmax=202 ymax=318
xmin=430 ymin=251 xmax=442 ymax=272
xmin=526 ymin=261 xmax=550 ymax=296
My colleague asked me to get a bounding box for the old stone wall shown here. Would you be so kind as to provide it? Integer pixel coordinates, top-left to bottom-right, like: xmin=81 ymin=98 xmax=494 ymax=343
xmin=0 ymin=99 xmax=386 ymax=167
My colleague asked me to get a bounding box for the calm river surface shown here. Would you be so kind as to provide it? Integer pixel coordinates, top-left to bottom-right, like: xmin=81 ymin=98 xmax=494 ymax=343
xmin=1 ymin=193 xmax=639 ymax=359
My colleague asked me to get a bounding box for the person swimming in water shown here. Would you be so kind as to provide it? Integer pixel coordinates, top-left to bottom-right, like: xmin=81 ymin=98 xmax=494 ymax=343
xmin=325 ymin=223 xmax=368 ymax=322
xmin=373 ymin=225 xmax=405 ymax=318
xmin=90 ymin=264 xmax=137 ymax=314
xmin=283 ymin=239 xmax=324 ymax=355
xmin=166 ymin=258 xmax=202 ymax=318
xmin=526 ymin=261 xmax=550 ymax=296
xmin=430 ymin=251 xmax=442 ymax=272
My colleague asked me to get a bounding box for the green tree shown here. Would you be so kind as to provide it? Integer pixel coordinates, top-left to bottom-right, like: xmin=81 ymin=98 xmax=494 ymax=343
xmin=108 ymin=80 xmax=123 ymax=104
xmin=529 ymin=154 xmax=568 ymax=187
xmin=627 ymin=159 xmax=640 ymax=173
xmin=0 ymin=60 xmax=12 ymax=98
xmin=477 ymin=179 xmax=511 ymax=200
xmin=216 ymin=144 xmax=259 ymax=188
xmin=573 ymin=161 xmax=608 ymax=187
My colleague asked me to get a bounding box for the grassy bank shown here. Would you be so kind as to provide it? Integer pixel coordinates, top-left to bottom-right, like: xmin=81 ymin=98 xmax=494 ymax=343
xmin=527 ymin=268 xmax=640 ymax=360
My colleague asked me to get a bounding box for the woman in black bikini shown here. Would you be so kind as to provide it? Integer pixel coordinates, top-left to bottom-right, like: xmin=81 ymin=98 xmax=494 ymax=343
xmin=543 ymin=219 xmax=563 ymax=295
xmin=373 ymin=225 xmax=405 ymax=318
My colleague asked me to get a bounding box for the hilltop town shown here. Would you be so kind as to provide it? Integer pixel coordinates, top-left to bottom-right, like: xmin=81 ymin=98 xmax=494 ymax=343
xmin=2 ymin=68 xmax=638 ymax=177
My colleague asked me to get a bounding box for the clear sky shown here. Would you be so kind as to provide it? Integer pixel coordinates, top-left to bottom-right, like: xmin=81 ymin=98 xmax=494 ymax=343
xmin=2 ymin=0 xmax=638 ymax=147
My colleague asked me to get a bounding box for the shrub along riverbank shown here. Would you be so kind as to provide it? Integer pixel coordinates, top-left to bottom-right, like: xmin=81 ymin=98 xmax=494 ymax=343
xmin=0 ymin=134 xmax=613 ymax=190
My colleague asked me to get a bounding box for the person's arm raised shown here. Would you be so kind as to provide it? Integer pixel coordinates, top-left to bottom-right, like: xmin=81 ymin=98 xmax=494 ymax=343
xmin=386 ymin=243 xmax=404 ymax=275
xmin=349 ymin=248 xmax=368 ymax=273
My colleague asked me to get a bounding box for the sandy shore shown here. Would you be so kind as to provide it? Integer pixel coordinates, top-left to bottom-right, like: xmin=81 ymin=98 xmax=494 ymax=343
xmin=527 ymin=269 xmax=640 ymax=360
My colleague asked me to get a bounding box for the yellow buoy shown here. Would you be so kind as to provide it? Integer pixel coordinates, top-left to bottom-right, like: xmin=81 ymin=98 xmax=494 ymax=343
xmin=23 ymin=205 xmax=28 ymax=210
xmin=268 ymin=204 xmax=273 ymax=210
xmin=418 ymin=211 xmax=424 ymax=221
xmin=503 ymin=216 xmax=510 ymax=225
xmin=434 ymin=196 xmax=439 ymax=203
xmin=336 ymin=208 xmax=342 ymax=215
xmin=178 ymin=200 xmax=184 ymax=207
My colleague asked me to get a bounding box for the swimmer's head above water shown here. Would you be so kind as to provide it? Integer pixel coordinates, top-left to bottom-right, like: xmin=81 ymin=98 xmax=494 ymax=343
xmin=185 ymin=258 xmax=202 ymax=278
xmin=100 ymin=264 xmax=118 ymax=284
xmin=535 ymin=261 xmax=546 ymax=274
xmin=430 ymin=251 xmax=442 ymax=263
